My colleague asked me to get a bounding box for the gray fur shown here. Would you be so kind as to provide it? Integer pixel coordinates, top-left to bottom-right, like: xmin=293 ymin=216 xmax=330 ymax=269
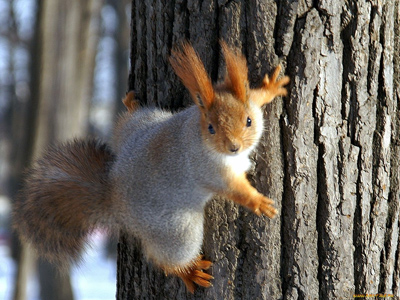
xmin=110 ymin=104 xmax=263 ymax=268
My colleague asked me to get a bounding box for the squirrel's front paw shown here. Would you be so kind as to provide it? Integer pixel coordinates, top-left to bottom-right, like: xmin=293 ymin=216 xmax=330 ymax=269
xmin=250 ymin=195 xmax=277 ymax=219
xmin=262 ymin=65 xmax=290 ymax=98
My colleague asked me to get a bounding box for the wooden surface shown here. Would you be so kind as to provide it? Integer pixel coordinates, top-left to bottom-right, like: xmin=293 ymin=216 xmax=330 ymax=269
xmin=117 ymin=1 xmax=400 ymax=299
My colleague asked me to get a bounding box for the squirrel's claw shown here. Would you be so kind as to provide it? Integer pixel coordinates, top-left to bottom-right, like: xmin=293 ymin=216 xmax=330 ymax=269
xmin=252 ymin=195 xmax=277 ymax=219
xmin=262 ymin=65 xmax=290 ymax=98
xmin=182 ymin=257 xmax=213 ymax=293
xmin=191 ymin=270 xmax=214 ymax=288
xmin=165 ymin=256 xmax=213 ymax=294
xmin=259 ymin=196 xmax=278 ymax=218
xmin=250 ymin=65 xmax=290 ymax=107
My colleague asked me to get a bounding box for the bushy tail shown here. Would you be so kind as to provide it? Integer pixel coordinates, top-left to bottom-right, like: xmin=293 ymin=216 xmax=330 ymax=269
xmin=13 ymin=138 xmax=115 ymax=268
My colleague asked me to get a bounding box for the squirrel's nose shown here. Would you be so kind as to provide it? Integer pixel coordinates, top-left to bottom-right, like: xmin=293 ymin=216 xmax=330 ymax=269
xmin=230 ymin=144 xmax=240 ymax=153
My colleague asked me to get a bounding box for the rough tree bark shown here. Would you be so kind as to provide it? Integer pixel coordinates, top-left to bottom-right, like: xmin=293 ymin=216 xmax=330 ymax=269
xmin=117 ymin=1 xmax=400 ymax=299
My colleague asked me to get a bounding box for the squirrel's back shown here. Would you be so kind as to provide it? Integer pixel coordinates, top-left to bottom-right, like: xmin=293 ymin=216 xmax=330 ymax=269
xmin=13 ymin=138 xmax=115 ymax=267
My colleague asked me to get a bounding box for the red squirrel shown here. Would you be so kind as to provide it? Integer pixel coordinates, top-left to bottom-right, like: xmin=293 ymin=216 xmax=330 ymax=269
xmin=13 ymin=41 xmax=289 ymax=293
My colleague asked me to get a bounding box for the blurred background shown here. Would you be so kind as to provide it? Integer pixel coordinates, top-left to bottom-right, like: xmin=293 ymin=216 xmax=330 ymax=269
xmin=0 ymin=0 xmax=131 ymax=299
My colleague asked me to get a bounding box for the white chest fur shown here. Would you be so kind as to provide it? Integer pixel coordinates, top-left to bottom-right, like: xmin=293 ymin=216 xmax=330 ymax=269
xmin=223 ymin=149 xmax=252 ymax=176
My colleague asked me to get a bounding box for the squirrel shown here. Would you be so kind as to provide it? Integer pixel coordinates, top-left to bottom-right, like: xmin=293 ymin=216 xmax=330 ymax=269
xmin=13 ymin=41 xmax=289 ymax=293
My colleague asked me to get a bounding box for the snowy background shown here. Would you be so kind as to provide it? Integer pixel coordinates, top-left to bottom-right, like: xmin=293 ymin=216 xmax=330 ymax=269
xmin=0 ymin=232 xmax=117 ymax=300
xmin=0 ymin=0 xmax=130 ymax=299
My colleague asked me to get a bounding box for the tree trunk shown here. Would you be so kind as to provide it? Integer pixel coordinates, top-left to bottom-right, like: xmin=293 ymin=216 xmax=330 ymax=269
xmin=11 ymin=0 xmax=103 ymax=299
xmin=117 ymin=1 xmax=400 ymax=299
xmin=35 ymin=1 xmax=103 ymax=299
xmin=10 ymin=1 xmax=44 ymax=299
xmin=110 ymin=0 xmax=131 ymax=114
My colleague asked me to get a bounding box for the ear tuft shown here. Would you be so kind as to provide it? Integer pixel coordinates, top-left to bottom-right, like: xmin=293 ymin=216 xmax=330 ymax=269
xmin=220 ymin=41 xmax=249 ymax=103
xmin=169 ymin=42 xmax=215 ymax=109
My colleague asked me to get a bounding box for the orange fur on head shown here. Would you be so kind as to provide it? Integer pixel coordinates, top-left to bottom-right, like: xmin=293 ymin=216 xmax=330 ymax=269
xmin=220 ymin=41 xmax=249 ymax=103
xmin=169 ymin=43 xmax=215 ymax=109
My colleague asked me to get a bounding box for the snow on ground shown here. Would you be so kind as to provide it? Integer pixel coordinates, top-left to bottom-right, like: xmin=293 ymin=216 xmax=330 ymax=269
xmin=0 ymin=232 xmax=117 ymax=300
xmin=0 ymin=242 xmax=17 ymax=300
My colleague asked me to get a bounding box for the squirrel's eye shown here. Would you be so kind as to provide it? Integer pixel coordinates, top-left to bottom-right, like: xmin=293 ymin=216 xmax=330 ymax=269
xmin=246 ymin=117 xmax=252 ymax=127
xmin=208 ymin=124 xmax=215 ymax=134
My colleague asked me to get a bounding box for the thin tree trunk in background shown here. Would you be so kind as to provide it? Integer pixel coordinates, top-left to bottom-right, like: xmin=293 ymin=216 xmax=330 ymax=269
xmin=117 ymin=1 xmax=400 ymax=299
xmin=110 ymin=0 xmax=131 ymax=113
xmin=10 ymin=0 xmax=42 ymax=298
xmin=35 ymin=0 xmax=102 ymax=146
xmin=36 ymin=1 xmax=103 ymax=299
xmin=11 ymin=0 xmax=103 ymax=300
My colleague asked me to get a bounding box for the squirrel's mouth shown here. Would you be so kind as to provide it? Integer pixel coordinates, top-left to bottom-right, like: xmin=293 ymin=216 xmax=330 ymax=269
xmin=226 ymin=148 xmax=242 ymax=156
xmin=225 ymin=141 xmax=242 ymax=155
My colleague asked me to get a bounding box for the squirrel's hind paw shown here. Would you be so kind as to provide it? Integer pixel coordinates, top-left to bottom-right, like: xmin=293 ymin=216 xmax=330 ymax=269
xmin=164 ymin=256 xmax=213 ymax=294
xmin=180 ymin=256 xmax=213 ymax=293
xmin=181 ymin=269 xmax=213 ymax=293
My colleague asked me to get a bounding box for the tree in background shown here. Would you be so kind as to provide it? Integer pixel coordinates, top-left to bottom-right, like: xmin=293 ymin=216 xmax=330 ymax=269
xmin=12 ymin=1 xmax=104 ymax=299
xmin=118 ymin=1 xmax=400 ymax=299
xmin=1 ymin=0 xmax=128 ymax=299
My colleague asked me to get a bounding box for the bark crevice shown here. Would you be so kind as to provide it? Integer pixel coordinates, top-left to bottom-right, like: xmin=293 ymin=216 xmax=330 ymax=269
xmin=118 ymin=1 xmax=400 ymax=298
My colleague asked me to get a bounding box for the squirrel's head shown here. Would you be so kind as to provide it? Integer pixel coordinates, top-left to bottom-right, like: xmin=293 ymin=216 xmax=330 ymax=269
xmin=170 ymin=41 xmax=263 ymax=155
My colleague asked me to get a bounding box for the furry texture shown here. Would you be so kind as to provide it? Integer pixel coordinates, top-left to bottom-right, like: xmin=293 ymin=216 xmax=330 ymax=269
xmin=13 ymin=42 xmax=289 ymax=292
xmin=110 ymin=43 xmax=288 ymax=291
xmin=250 ymin=65 xmax=290 ymax=106
xmin=220 ymin=41 xmax=249 ymax=103
xmin=169 ymin=42 xmax=215 ymax=109
xmin=13 ymin=139 xmax=115 ymax=268
xmin=122 ymin=91 xmax=140 ymax=113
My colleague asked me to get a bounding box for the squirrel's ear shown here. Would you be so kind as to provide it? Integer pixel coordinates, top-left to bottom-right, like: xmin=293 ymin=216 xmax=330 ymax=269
xmin=220 ymin=41 xmax=249 ymax=104
xmin=169 ymin=43 xmax=215 ymax=110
